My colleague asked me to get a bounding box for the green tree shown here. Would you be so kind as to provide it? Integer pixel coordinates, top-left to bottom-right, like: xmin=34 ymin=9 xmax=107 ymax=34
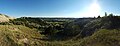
xmin=44 ymin=26 xmax=58 ymax=35
xmin=108 ymin=13 xmax=114 ymax=18
xmin=105 ymin=12 xmax=107 ymax=17
xmin=97 ymin=15 xmax=101 ymax=18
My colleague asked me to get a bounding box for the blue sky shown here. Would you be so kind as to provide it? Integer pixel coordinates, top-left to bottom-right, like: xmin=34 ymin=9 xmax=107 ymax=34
xmin=0 ymin=0 xmax=119 ymax=17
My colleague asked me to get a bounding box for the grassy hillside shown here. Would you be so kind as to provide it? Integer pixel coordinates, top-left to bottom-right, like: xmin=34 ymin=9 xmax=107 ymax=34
xmin=0 ymin=25 xmax=42 ymax=46
xmin=79 ymin=29 xmax=120 ymax=46
xmin=40 ymin=29 xmax=120 ymax=46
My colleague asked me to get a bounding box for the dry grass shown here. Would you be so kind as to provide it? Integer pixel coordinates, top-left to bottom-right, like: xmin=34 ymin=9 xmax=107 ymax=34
xmin=0 ymin=25 xmax=42 ymax=46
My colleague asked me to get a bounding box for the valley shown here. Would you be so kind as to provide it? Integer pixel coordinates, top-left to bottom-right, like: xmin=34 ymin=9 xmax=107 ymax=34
xmin=0 ymin=13 xmax=119 ymax=46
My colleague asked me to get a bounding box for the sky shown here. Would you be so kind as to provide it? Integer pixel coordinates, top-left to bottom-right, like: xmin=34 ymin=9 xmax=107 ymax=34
xmin=0 ymin=0 xmax=120 ymax=18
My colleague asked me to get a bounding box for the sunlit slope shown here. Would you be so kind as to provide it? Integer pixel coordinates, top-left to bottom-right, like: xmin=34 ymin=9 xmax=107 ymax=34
xmin=0 ymin=25 xmax=41 ymax=46
xmin=0 ymin=14 xmax=15 ymax=22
